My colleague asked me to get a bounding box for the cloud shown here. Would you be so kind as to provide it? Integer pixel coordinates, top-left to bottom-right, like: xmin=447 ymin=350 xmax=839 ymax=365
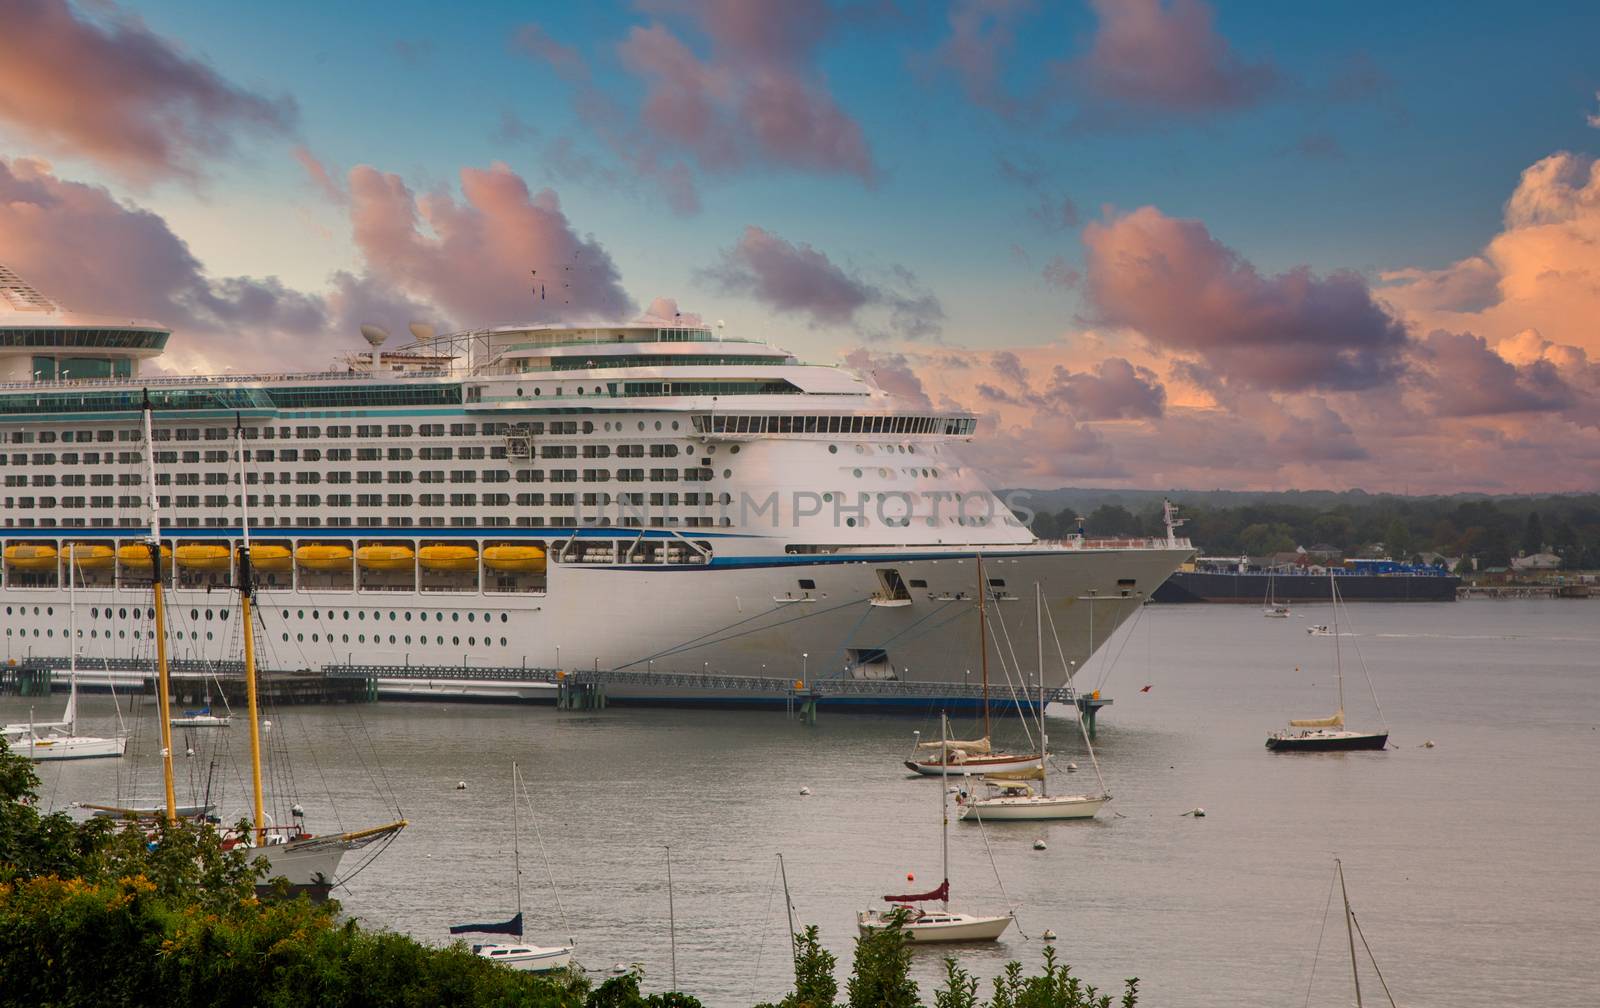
xmin=1414 ymin=329 xmax=1575 ymax=418
xmin=0 ymin=156 xmax=336 ymax=371
xmin=491 ymin=110 xmax=540 ymax=145
xmin=1082 ymin=206 xmax=1408 ymax=391
xmin=997 ymin=155 xmax=1080 ymax=231
xmin=700 ymin=226 xmax=943 ymax=338
xmin=1049 ymin=357 xmax=1166 ymax=419
xmin=509 ymin=4 xmax=874 ymax=213
xmin=1041 ymin=257 xmax=1081 ymax=289
xmin=843 ymin=348 xmax=934 ymax=410
xmin=1065 ymin=0 xmax=1278 ymax=118
xmin=919 ymin=0 xmax=1038 ymax=118
xmin=1588 ymin=90 xmax=1600 ymax=129
xmin=0 ymin=0 xmax=295 ymax=183
xmin=511 ymin=22 xmax=589 ymax=81
xmin=347 ymin=161 xmax=633 ymax=326
xmin=637 ymin=296 xmax=704 ymax=326
xmin=1382 ymin=152 xmax=1600 ymax=355
xmin=293 ymin=146 xmax=344 ymax=203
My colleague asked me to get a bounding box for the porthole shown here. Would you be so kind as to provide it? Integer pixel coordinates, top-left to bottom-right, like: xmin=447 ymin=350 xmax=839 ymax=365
xmin=420 ymin=612 xmax=428 ymax=621
xmin=500 ymin=613 xmax=508 ymax=623
xmin=452 ymin=636 xmax=460 ymax=646
xmin=517 ymin=387 xmax=523 ymax=396
xmin=723 ymin=469 xmax=732 ymax=478
xmin=828 ymin=445 xmax=837 ymax=454
xmin=671 ymin=421 xmax=680 ymax=430
xmin=468 ymin=612 xmax=475 ymax=622
xmin=469 ymin=637 xmax=476 ymax=646
xmin=343 ymin=610 xmax=350 ymax=620
xmin=501 ymin=637 xmax=508 ymax=646
xmin=296 ymin=633 xmax=304 ymax=642
xmin=730 ymin=445 xmax=740 ymax=454
xmin=452 ymin=612 xmax=460 ymax=622
xmin=281 ymin=633 xmax=289 ymax=642
xmin=390 ymin=634 xmax=397 ymax=644
xmin=359 ymin=634 xmax=366 ymax=643
xmin=390 ymin=611 xmax=397 ymax=621
xmin=846 ymin=518 xmax=857 ymax=527
xmin=342 ymin=634 xmax=349 ymax=643
xmin=404 ymin=635 xmax=411 ymax=644
xmin=654 ymin=421 xmax=663 ymax=431
xmin=404 ymin=611 xmax=412 ymax=621
xmin=535 ymin=388 xmax=541 ymax=396
xmin=359 ymin=611 xmax=366 ymax=621
xmin=853 ymin=469 xmax=862 ymax=478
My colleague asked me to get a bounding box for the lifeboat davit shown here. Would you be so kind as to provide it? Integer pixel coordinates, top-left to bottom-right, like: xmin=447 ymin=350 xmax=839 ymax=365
xmin=482 ymin=545 xmax=547 ymax=573
xmin=242 ymin=544 xmax=293 ymax=572
xmin=295 ymin=544 xmax=354 ymax=570
xmin=3 ymin=544 xmax=57 ymax=570
xmin=64 ymin=544 xmax=115 ymax=570
xmin=356 ymin=545 xmax=416 ymax=571
xmin=418 ymin=545 xmax=479 ymax=572
xmin=117 ymin=544 xmax=171 ymax=569
xmin=175 ymin=544 xmax=231 ymax=571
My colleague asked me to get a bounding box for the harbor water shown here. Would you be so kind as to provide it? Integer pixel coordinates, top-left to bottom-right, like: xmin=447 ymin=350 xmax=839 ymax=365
xmin=10 ymin=598 xmax=1597 ymax=1006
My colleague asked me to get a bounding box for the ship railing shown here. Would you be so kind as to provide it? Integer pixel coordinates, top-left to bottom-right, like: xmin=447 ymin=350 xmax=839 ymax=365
xmin=1035 ymin=536 xmax=1194 ymax=550
xmin=0 ymin=368 xmax=453 ymax=392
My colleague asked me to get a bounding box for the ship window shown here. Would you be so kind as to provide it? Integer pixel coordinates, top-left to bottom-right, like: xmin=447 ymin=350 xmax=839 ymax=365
xmin=798 ymin=579 xmax=816 ymax=590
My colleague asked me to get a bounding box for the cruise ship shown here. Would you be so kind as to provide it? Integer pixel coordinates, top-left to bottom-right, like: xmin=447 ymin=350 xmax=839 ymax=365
xmin=0 ymin=265 xmax=1192 ymax=707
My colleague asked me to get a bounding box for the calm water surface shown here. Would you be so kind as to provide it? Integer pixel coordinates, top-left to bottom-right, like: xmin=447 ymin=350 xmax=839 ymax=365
xmin=14 ymin=599 xmax=1598 ymax=1006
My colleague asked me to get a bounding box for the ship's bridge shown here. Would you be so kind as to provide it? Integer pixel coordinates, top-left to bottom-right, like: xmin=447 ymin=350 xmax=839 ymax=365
xmin=0 ymin=264 xmax=167 ymax=382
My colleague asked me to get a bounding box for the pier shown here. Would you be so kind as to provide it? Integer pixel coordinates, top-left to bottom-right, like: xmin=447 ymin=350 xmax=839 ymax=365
xmin=322 ymin=663 xmax=1114 ymax=733
xmin=3 ymin=657 xmax=374 ymax=706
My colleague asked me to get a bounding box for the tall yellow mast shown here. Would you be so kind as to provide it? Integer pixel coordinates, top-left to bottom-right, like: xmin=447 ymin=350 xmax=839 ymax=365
xmin=234 ymin=416 xmax=267 ymax=846
xmin=141 ymin=391 xmax=177 ymax=824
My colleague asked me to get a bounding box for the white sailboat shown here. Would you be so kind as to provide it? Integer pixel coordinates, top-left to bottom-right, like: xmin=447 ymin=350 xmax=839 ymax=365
xmin=958 ymin=586 xmax=1110 ymax=821
xmin=11 ymin=548 xmax=126 ymax=762
xmin=451 ymin=761 xmax=574 ymax=972
xmin=905 ymin=555 xmax=1043 ymax=777
xmin=862 ymin=714 xmax=1012 ymax=943
xmin=1263 ymin=570 xmax=1291 ymax=618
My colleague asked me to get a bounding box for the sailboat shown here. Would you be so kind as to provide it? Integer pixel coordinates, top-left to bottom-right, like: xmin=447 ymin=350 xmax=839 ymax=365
xmin=1308 ymin=860 xmax=1402 ymax=1008
xmin=957 ymin=586 xmax=1110 ymax=821
xmin=1266 ymin=573 xmax=1389 ymax=752
xmin=450 ymin=761 xmax=574 ymax=972
xmin=214 ymin=414 xmax=407 ymax=896
xmin=1263 ymin=570 xmax=1291 ymax=618
xmin=9 ymin=545 xmax=126 ymax=762
xmin=862 ymin=714 xmax=1012 ymax=943
xmin=904 ymin=555 xmax=1043 ymax=777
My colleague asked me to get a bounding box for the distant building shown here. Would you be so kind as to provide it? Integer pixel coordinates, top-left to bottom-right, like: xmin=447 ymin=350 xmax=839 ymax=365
xmin=1511 ymin=552 xmax=1562 ymax=572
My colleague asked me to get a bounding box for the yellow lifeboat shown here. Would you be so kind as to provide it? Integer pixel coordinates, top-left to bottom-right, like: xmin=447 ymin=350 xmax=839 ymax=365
xmin=175 ymin=544 xmax=231 ymax=571
xmin=295 ymin=544 xmax=354 ymax=570
xmin=3 ymin=544 xmax=57 ymax=571
xmin=482 ymin=545 xmax=547 ymax=573
xmin=243 ymin=544 xmax=293 ymax=572
xmin=356 ymin=544 xmax=416 ymax=571
xmin=418 ymin=544 xmax=479 ymax=572
xmin=64 ymin=544 xmax=115 ymax=570
xmin=117 ymin=544 xmax=171 ymax=569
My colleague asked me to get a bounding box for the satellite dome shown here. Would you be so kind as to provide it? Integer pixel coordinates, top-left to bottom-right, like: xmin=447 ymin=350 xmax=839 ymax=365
xmin=408 ymin=321 xmax=436 ymax=342
xmin=360 ymin=324 xmax=390 ymax=348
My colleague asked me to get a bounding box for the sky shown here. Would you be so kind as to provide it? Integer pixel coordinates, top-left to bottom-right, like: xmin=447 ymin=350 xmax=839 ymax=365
xmin=1 ymin=0 xmax=1598 ymax=494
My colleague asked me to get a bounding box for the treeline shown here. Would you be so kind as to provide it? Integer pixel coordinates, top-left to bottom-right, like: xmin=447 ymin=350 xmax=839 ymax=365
xmin=0 ymin=739 xmax=1133 ymax=1008
xmin=1026 ymin=492 xmax=1600 ymax=570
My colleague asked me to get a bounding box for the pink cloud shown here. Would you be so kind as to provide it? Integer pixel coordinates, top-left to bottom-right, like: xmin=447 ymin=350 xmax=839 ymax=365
xmin=293 ymin=146 xmax=344 ymax=203
xmin=701 ymin=226 xmax=942 ymax=338
xmin=920 ymin=0 xmax=1038 ymax=118
xmin=1049 ymin=358 xmax=1166 ymax=419
xmin=511 ymin=23 xmax=589 ymax=82
xmin=0 ymin=157 xmax=345 ymax=372
xmin=618 ymin=3 xmax=876 ymax=182
xmin=347 ymin=162 xmax=633 ymax=326
xmin=1379 ymin=255 xmax=1499 ymax=313
xmin=1067 ymin=0 xmax=1278 ymax=118
xmin=0 ymin=0 xmax=295 ymax=183
xmin=1082 ymin=206 xmax=1408 ymax=391
xmin=637 ymin=296 xmax=704 ymax=326
xmin=1413 ymin=330 xmax=1575 ymax=418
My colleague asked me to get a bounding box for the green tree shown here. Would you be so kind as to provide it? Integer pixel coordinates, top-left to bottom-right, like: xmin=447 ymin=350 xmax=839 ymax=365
xmin=759 ymin=924 xmax=838 ymax=1008
xmin=1384 ymin=518 xmax=1414 ymax=560
xmin=845 ymin=913 xmax=918 ymax=1008
xmin=1522 ymin=511 xmax=1545 ymax=553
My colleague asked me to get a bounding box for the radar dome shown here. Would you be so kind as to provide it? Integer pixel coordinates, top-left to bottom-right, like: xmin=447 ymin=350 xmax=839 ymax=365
xmin=359 ymin=324 xmax=390 ymax=348
xmin=408 ymin=321 xmax=436 ymax=342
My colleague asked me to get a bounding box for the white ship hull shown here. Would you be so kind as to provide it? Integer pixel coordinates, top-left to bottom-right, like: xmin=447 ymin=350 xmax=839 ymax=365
xmin=857 ymin=908 xmax=1012 ymax=943
xmin=16 ymin=734 xmax=126 ymax=761
xmin=2 ymin=544 xmax=1186 ymax=706
xmin=473 ymin=943 xmax=573 ymax=972
xmin=957 ymin=792 xmax=1109 ymax=820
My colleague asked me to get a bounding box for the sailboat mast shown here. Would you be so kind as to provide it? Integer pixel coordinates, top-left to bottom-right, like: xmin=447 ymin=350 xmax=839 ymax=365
xmin=940 ymin=712 xmax=950 ymax=911
xmin=1036 ymin=585 xmax=1047 ymax=797
xmin=1338 ymin=859 xmax=1364 ymax=1008
xmin=67 ymin=539 xmax=76 ymax=736
xmin=142 ymin=391 xmax=177 ymax=824
xmin=512 ymin=762 xmax=522 ymax=919
xmin=235 ymin=417 xmax=267 ymax=846
xmin=778 ymin=853 xmax=798 ymax=959
xmin=1331 ymin=571 xmax=1345 ymax=716
xmin=977 ymin=555 xmax=989 ymax=740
